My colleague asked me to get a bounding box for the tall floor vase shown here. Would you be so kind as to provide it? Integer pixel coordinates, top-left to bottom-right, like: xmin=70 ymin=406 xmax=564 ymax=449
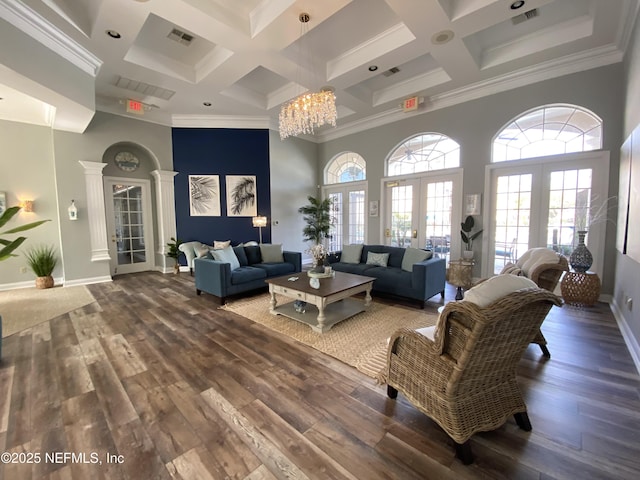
xmin=569 ymin=230 xmax=593 ymax=273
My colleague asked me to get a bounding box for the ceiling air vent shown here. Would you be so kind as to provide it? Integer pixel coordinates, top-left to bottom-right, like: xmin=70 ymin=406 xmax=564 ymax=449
xmin=512 ymin=8 xmax=539 ymax=25
xmin=114 ymin=76 xmax=176 ymax=100
xmin=382 ymin=67 xmax=400 ymax=77
xmin=167 ymin=28 xmax=194 ymax=46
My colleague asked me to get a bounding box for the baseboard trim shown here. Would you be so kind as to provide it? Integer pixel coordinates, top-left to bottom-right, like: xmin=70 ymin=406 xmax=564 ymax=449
xmin=610 ymin=299 xmax=640 ymax=375
xmin=63 ymin=276 xmax=113 ymax=287
xmin=0 ymin=276 xmax=64 ymax=291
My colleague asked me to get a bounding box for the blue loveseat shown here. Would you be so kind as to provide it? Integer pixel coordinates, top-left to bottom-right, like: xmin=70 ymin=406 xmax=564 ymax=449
xmin=195 ymin=244 xmax=301 ymax=304
xmin=329 ymin=244 xmax=446 ymax=308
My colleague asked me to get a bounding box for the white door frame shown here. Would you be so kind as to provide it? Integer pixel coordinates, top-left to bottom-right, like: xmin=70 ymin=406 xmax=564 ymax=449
xmin=104 ymin=177 xmax=155 ymax=276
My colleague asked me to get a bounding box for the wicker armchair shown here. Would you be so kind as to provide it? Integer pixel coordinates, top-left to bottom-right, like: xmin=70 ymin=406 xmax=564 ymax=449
xmin=500 ymin=250 xmax=568 ymax=357
xmin=385 ymin=287 xmax=562 ymax=465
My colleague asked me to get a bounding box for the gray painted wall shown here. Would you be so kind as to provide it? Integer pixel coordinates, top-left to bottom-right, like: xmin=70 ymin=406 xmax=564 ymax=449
xmin=619 ymin=18 xmax=640 ymax=354
xmin=0 ymin=121 xmax=63 ymax=286
xmin=318 ymin=64 xmax=624 ymax=293
xmin=268 ymin=130 xmax=318 ymax=262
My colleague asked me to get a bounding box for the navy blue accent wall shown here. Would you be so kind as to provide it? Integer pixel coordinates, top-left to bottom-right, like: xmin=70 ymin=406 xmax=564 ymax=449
xmin=172 ymin=128 xmax=271 ymax=255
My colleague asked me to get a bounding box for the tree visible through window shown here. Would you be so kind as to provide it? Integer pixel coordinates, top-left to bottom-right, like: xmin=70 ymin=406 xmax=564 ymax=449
xmin=493 ymin=105 xmax=602 ymax=162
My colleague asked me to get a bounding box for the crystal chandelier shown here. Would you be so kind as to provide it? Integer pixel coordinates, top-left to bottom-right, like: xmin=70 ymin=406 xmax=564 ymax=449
xmin=279 ymin=13 xmax=337 ymax=140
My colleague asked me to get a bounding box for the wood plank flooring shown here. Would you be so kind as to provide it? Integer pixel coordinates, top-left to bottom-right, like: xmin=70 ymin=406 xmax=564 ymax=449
xmin=1 ymin=271 xmax=639 ymax=479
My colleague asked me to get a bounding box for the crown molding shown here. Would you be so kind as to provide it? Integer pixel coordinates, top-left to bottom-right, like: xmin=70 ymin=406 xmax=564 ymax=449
xmin=316 ymin=43 xmax=624 ymax=143
xmin=172 ymin=114 xmax=270 ymax=129
xmin=0 ymin=0 xmax=102 ymax=76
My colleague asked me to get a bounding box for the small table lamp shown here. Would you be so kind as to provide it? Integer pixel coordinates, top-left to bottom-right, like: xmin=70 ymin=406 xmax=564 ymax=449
xmin=252 ymin=216 xmax=267 ymax=243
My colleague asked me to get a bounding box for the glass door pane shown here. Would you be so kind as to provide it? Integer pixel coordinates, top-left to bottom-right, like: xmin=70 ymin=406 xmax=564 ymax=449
xmin=348 ymin=190 xmax=365 ymax=244
xmin=494 ymin=173 xmax=532 ymax=273
xmin=424 ymin=180 xmax=452 ymax=263
xmin=389 ymin=184 xmax=414 ymax=248
xmin=327 ymin=192 xmax=342 ymax=252
xmin=113 ymin=184 xmax=146 ymax=265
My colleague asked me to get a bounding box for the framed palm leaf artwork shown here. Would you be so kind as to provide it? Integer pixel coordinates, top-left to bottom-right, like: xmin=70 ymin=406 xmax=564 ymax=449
xmin=226 ymin=176 xmax=257 ymax=217
xmin=189 ymin=175 xmax=221 ymax=216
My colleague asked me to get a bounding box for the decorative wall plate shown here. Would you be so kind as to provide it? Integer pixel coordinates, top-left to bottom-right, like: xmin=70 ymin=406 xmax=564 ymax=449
xmin=115 ymin=151 xmax=139 ymax=172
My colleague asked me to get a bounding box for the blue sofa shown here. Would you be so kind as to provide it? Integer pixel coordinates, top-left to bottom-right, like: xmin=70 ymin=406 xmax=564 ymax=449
xmin=329 ymin=244 xmax=446 ymax=308
xmin=195 ymin=245 xmax=301 ymax=304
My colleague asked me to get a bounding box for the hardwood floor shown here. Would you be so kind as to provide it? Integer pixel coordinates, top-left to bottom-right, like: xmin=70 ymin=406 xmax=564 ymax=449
xmin=1 ymin=271 xmax=639 ymax=479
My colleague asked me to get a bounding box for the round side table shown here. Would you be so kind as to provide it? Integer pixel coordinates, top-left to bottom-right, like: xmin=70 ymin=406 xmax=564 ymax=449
xmin=448 ymin=259 xmax=473 ymax=301
xmin=560 ymin=271 xmax=601 ymax=306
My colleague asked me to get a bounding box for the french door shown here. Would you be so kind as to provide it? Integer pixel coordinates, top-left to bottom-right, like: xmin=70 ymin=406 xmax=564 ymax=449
xmin=383 ymin=170 xmax=462 ymax=261
xmin=104 ymin=178 xmax=155 ymax=276
xmin=484 ymin=152 xmax=609 ymax=277
xmin=323 ymin=181 xmax=367 ymax=252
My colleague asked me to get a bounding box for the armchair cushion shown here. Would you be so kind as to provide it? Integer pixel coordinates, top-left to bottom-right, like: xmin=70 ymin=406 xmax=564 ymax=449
xmin=464 ymin=274 xmax=537 ymax=307
xmin=214 ymin=240 xmax=231 ymax=250
xmin=516 ymin=247 xmax=559 ymax=276
xmin=194 ymin=243 xmax=211 ymax=259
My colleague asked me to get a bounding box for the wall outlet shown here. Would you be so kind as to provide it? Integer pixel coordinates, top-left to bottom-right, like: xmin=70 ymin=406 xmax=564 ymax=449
xmin=20 ymin=266 xmax=27 ymax=273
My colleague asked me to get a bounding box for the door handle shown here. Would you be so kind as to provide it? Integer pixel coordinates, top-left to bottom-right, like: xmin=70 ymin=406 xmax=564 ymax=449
xmin=412 ymin=230 xmax=418 ymax=238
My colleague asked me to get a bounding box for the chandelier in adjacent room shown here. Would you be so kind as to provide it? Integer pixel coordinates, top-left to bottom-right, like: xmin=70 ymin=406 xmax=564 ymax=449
xmin=279 ymin=13 xmax=337 ymax=140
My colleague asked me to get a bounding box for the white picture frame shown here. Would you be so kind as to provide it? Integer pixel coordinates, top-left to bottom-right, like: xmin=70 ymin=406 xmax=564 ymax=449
xmin=465 ymin=194 xmax=481 ymax=216
xmin=189 ymin=175 xmax=221 ymax=216
xmin=369 ymin=200 xmax=379 ymax=217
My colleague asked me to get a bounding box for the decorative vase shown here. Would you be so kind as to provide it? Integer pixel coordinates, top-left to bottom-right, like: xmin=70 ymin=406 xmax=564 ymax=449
xmin=569 ymin=230 xmax=593 ymax=273
xmin=35 ymin=275 xmax=54 ymax=289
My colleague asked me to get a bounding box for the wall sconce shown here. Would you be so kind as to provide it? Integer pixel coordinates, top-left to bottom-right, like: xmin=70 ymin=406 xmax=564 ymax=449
xmin=20 ymin=200 xmax=34 ymax=213
xmin=252 ymin=216 xmax=267 ymax=243
xmin=68 ymin=200 xmax=78 ymax=220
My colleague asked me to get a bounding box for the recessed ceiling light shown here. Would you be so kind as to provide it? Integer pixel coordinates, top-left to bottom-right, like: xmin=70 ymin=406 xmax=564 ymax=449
xmin=203 ymin=102 xmax=212 ymax=107
xmin=368 ymin=65 xmax=378 ymax=72
xmin=106 ymin=30 xmax=121 ymax=39
xmin=431 ymin=30 xmax=454 ymax=45
xmin=510 ymin=1 xmax=525 ymax=9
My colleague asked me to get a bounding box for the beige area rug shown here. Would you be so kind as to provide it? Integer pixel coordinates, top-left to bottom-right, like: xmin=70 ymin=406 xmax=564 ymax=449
xmin=0 ymin=285 xmax=96 ymax=338
xmin=222 ymin=296 xmax=438 ymax=381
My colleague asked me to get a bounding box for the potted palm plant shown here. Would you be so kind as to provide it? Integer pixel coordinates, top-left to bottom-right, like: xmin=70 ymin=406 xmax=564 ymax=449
xmin=298 ymin=196 xmax=333 ymax=271
xmin=166 ymin=237 xmax=183 ymax=274
xmin=25 ymin=244 xmax=58 ymax=288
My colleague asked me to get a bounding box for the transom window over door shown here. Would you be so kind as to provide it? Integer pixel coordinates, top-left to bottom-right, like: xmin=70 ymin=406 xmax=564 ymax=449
xmin=387 ymin=133 xmax=460 ymax=175
xmin=493 ymin=104 xmax=602 ymax=162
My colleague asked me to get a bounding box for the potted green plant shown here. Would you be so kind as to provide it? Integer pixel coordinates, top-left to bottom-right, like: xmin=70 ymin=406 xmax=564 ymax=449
xmin=166 ymin=237 xmax=183 ymax=274
xmin=25 ymin=244 xmax=58 ymax=289
xmin=298 ymin=196 xmax=333 ymax=271
xmin=460 ymin=215 xmax=483 ymax=260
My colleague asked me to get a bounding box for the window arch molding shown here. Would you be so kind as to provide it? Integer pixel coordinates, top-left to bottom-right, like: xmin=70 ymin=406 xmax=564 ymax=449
xmin=492 ymin=104 xmax=603 ymax=163
xmin=324 ymin=151 xmax=366 ymax=184
xmin=385 ymin=132 xmax=460 ymax=176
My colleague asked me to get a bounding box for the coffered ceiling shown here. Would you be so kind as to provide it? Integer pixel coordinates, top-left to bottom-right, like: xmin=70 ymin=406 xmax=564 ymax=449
xmin=0 ymin=0 xmax=637 ymax=141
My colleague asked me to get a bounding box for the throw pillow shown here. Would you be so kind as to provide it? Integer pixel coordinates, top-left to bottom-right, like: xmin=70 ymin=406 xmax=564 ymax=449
xmin=366 ymin=251 xmax=389 ymax=267
xmin=401 ymin=247 xmax=432 ymax=272
xmin=194 ymin=243 xmax=211 ymax=259
xmin=341 ymin=244 xmax=364 ymax=264
xmin=233 ymin=246 xmax=249 ymax=266
xmin=464 ymin=274 xmax=537 ymax=307
xmin=260 ymin=244 xmax=284 ymax=263
xmin=211 ymin=246 xmax=240 ymax=271
xmin=245 ymin=245 xmax=262 ymax=265
xmin=213 ymin=240 xmax=231 ymax=250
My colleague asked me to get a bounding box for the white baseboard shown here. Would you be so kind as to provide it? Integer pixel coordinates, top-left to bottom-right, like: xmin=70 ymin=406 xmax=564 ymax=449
xmin=63 ymin=275 xmax=112 ymax=287
xmin=610 ymin=299 xmax=640 ymax=375
xmin=0 ymin=275 xmax=64 ymax=291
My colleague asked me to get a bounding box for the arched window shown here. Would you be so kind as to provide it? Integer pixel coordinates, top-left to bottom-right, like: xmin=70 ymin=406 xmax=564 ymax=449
xmin=387 ymin=133 xmax=460 ymax=176
xmin=325 ymin=152 xmax=366 ymax=184
xmin=492 ymin=104 xmax=602 ymax=162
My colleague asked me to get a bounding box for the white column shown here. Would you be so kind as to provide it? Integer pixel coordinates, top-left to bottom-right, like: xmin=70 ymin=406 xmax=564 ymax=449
xmin=78 ymin=161 xmax=110 ymax=262
xmin=151 ymin=170 xmax=178 ymax=270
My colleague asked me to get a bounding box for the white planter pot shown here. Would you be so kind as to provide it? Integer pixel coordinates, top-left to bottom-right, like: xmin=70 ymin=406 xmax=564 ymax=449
xmin=462 ymin=250 xmax=474 ymax=260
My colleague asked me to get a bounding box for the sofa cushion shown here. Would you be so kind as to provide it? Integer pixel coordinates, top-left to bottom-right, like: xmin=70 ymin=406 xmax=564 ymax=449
xmin=464 ymin=274 xmax=537 ymax=307
xmin=260 ymin=244 xmax=284 ymax=263
xmin=230 ymin=266 xmax=267 ymax=285
xmin=254 ymin=262 xmax=295 ymax=276
xmin=331 ymin=262 xmax=377 ymax=275
xmin=211 ymin=246 xmax=240 ymax=271
xmin=245 ymin=245 xmax=262 ymax=265
xmin=341 ymin=244 xmax=363 ymax=264
xmin=519 ymin=248 xmax=559 ymax=276
xmin=401 ymin=247 xmax=432 ymax=272
xmin=366 ymin=266 xmax=412 ymax=288
xmin=233 ymin=246 xmax=249 ymax=266
xmin=213 ymin=240 xmax=231 ymax=250
xmin=194 ymin=243 xmax=211 ymax=259
xmin=366 ymin=251 xmax=389 ymax=267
